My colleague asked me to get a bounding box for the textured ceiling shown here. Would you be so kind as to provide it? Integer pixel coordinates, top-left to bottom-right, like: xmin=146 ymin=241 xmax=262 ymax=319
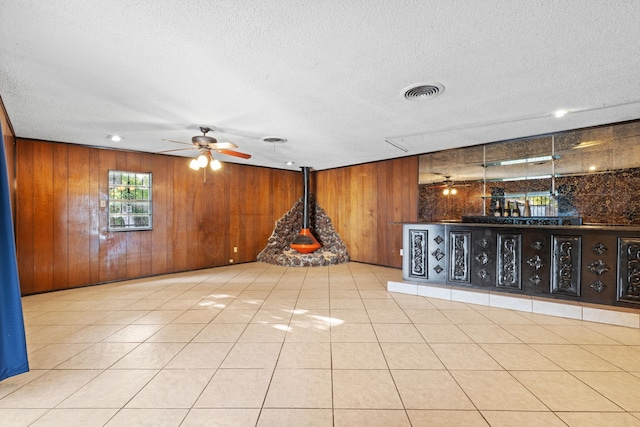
xmin=1 ymin=1 xmax=640 ymax=171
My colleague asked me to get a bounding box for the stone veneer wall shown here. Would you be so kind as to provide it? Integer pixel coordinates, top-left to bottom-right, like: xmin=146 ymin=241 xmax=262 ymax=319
xmin=257 ymin=194 xmax=349 ymax=267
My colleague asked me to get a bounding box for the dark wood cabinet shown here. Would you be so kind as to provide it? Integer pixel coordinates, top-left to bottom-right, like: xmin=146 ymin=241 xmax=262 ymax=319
xmin=403 ymin=222 xmax=640 ymax=308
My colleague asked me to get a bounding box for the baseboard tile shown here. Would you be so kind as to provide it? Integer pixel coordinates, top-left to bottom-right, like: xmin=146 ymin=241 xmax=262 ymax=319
xmin=387 ymin=280 xmax=640 ymax=329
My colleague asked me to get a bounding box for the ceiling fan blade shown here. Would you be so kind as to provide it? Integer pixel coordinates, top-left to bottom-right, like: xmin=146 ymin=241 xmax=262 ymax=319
xmin=215 ymin=148 xmax=251 ymax=159
xmin=430 ymin=182 xmax=470 ymax=188
xmin=157 ymin=147 xmax=196 ymax=154
xmin=188 ymin=124 xmax=263 ymax=139
xmin=161 ymin=138 xmax=193 ymax=146
xmin=209 ymin=141 xmax=238 ymax=150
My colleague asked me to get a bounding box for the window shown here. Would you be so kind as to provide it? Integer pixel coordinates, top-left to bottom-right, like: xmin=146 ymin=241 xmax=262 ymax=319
xmin=108 ymin=171 xmax=152 ymax=231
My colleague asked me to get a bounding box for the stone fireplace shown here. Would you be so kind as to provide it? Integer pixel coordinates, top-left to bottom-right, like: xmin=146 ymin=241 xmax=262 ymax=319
xmin=257 ymin=193 xmax=349 ymax=267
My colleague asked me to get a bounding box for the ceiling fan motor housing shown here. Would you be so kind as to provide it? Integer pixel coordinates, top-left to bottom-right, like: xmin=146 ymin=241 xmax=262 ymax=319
xmin=192 ymin=135 xmax=217 ymax=146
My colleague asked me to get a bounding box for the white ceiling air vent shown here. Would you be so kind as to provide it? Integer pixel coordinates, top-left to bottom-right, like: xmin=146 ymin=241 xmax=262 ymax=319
xmin=402 ymin=83 xmax=444 ymax=101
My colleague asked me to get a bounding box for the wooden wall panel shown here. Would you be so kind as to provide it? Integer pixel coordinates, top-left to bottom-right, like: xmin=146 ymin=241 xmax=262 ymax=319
xmin=250 ymin=168 xmax=275 ymax=263
xmin=245 ymin=167 xmax=268 ymax=262
xmin=170 ymin=160 xmax=189 ymax=272
xmin=228 ymin=165 xmax=301 ymax=264
xmin=210 ymin=165 xmax=229 ymax=265
xmin=273 ymin=168 xmax=302 ymax=219
xmin=227 ymin=164 xmax=240 ymax=264
xmin=98 ymin=149 xmax=118 ymax=283
xmin=191 ymin=166 xmax=218 ymax=269
xmin=67 ymin=145 xmax=92 ymax=288
xmin=1 ymin=97 xmax=15 ymax=224
xmin=89 ymin=148 xmax=101 ymax=284
xmin=150 ymin=154 xmax=169 ymax=275
xmin=14 ymin=139 xmax=302 ymax=294
xmin=315 ymin=156 xmax=418 ymax=268
xmin=52 ymin=144 xmax=69 ymax=288
xmin=376 ymin=161 xmax=390 ymax=264
xmin=32 ymin=142 xmax=54 ymax=292
xmin=362 ymin=163 xmax=377 ymax=261
xmin=15 ymin=141 xmax=34 ymax=294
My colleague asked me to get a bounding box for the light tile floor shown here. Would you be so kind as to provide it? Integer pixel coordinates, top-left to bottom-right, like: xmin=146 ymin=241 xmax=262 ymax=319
xmin=3 ymin=262 xmax=640 ymax=426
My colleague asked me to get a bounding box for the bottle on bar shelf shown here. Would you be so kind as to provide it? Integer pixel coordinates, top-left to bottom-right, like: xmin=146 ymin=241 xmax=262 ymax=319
xmin=503 ymin=200 xmax=510 ymax=217
xmin=523 ymin=199 xmax=531 ymax=217
xmin=494 ymin=199 xmax=503 ymax=217
xmin=512 ymin=201 xmax=520 ymax=217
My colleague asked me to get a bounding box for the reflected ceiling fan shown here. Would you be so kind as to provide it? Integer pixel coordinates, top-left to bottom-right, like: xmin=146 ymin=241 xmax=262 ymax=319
xmin=433 ymin=176 xmax=470 ymax=195
xmin=160 ymin=127 xmax=251 ymax=171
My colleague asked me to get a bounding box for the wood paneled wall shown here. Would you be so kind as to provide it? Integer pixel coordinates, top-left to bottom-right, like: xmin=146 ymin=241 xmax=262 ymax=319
xmin=315 ymin=156 xmax=418 ymax=268
xmin=1 ymin=96 xmax=15 ymax=221
xmin=15 ymin=139 xmax=301 ymax=295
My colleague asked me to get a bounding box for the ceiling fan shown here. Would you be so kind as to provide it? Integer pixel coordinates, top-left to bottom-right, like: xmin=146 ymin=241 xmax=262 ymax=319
xmin=433 ymin=176 xmax=470 ymax=195
xmin=160 ymin=127 xmax=251 ymax=171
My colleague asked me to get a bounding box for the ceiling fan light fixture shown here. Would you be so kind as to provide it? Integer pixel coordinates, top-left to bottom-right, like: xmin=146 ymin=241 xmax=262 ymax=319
xmin=210 ymin=158 xmax=222 ymax=171
xmin=197 ymin=154 xmax=208 ymax=168
xmin=161 ymin=128 xmax=249 ymax=170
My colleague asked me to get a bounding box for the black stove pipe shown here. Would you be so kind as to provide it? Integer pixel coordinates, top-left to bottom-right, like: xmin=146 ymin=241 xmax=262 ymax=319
xmin=301 ymin=166 xmax=310 ymax=229
xmin=290 ymin=166 xmax=321 ymax=253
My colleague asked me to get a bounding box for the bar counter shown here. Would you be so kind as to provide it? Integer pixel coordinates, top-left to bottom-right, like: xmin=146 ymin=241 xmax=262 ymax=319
xmin=402 ymin=222 xmax=640 ymax=307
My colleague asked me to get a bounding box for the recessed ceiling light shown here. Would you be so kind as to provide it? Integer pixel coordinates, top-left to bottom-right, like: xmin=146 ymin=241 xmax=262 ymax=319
xmin=589 ymin=165 xmax=596 ymax=171
xmin=286 ymin=161 xmax=294 ymax=166
xmin=109 ymin=135 xmax=122 ymax=142
xmin=402 ymin=82 xmax=444 ymax=101
xmin=554 ymin=109 xmax=568 ymax=118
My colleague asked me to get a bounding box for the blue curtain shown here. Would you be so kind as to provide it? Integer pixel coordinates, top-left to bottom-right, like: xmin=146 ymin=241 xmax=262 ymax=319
xmin=0 ymin=123 xmax=29 ymax=382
